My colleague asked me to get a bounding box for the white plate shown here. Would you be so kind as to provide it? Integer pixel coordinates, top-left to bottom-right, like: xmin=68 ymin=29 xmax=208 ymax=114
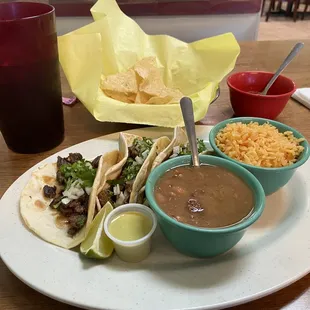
xmin=0 ymin=126 xmax=310 ymax=310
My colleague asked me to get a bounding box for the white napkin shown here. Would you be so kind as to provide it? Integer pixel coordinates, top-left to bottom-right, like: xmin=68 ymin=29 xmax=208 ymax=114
xmin=292 ymin=88 xmax=310 ymax=110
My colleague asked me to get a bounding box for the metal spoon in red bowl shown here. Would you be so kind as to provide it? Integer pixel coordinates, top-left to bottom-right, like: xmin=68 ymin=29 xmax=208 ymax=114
xmin=259 ymin=42 xmax=304 ymax=95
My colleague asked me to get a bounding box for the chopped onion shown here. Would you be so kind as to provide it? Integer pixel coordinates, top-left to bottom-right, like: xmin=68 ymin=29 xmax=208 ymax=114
xmin=115 ymin=191 xmax=125 ymax=207
xmin=142 ymin=149 xmax=149 ymax=159
xmin=85 ymin=187 xmax=92 ymax=195
xmin=61 ymin=197 xmax=71 ymax=205
xmin=135 ymin=156 xmax=144 ymax=165
xmin=96 ymin=197 xmax=101 ymax=212
xmin=86 ymin=162 xmax=92 ymax=169
xmin=123 ymin=190 xmax=130 ymax=201
xmin=113 ymin=184 xmax=120 ymax=196
xmin=63 ymin=180 xmax=84 ymax=200
xmin=173 ymin=146 xmax=180 ymax=154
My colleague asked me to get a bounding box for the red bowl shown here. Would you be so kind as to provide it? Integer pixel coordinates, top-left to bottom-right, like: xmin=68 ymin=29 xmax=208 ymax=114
xmin=227 ymin=71 xmax=296 ymax=120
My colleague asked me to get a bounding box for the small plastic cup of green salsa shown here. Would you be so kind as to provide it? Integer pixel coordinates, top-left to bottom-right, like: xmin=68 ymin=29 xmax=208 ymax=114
xmin=104 ymin=203 xmax=157 ymax=263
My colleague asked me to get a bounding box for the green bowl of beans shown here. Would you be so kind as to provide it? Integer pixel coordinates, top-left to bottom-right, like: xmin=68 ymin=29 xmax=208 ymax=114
xmin=146 ymin=155 xmax=265 ymax=258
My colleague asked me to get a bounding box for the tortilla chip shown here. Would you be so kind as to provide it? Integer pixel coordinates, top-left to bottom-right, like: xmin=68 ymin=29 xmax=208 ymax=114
xmin=103 ymin=90 xmax=133 ymax=103
xmin=100 ymin=69 xmax=138 ymax=95
xmin=100 ymin=56 xmax=184 ymax=105
xmin=127 ymin=94 xmax=137 ymax=103
xmin=138 ymin=66 xmax=183 ymax=103
xmin=139 ymin=69 xmax=165 ymax=95
xmin=145 ymin=87 xmax=183 ymax=104
xmin=164 ymin=88 xmax=184 ymax=103
xmin=136 ymin=91 xmax=151 ymax=104
xmin=133 ymin=56 xmax=157 ymax=80
xmin=146 ymin=96 xmax=172 ymax=105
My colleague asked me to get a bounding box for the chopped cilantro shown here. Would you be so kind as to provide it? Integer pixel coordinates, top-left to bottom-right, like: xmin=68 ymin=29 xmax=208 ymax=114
xmin=107 ymin=139 xmax=152 ymax=190
xmin=121 ymin=157 xmax=141 ymax=182
xmin=106 ymin=189 xmax=114 ymax=198
xmin=179 ymin=139 xmax=207 ymax=155
xmin=59 ymin=159 xmax=97 ymax=189
xmin=197 ymin=139 xmax=207 ymax=153
xmin=133 ymin=137 xmax=153 ymax=157
xmin=75 ymin=215 xmax=87 ymax=229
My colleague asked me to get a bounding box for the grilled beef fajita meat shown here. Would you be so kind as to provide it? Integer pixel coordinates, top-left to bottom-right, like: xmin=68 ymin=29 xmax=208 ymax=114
xmin=43 ymin=153 xmax=100 ymax=237
xmin=43 ymin=185 xmax=56 ymax=199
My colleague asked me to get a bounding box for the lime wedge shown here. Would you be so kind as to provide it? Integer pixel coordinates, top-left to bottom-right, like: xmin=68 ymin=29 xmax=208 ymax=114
xmin=80 ymin=202 xmax=114 ymax=259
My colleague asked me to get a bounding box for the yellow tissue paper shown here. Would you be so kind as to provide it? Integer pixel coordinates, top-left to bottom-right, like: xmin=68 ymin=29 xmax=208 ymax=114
xmin=58 ymin=0 xmax=240 ymax=127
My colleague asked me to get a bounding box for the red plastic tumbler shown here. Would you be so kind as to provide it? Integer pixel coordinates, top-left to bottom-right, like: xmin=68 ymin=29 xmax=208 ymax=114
xmin=0 ymin=2 xmax=64 ymax=153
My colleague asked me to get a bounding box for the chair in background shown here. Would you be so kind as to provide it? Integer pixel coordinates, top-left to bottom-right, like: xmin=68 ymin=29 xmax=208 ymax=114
xmin=265 ymin=0 xmax=301 ymax=22
xmin=292 ymin=0 xmax=301 ymax=21
xmin=262 ymin=0 xmax=266 ymax=16
xmin=265 ymin=0 xmax=284 ymax=21
xmin=262 ymin=0 xmax=279 ymax=17
xmin=301 ymin=0 xmax=310 ymax=19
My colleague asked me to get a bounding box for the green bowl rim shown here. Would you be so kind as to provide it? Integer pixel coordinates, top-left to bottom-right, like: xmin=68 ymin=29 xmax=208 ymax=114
xmin=209 ymin=117 xmax=310 ymax=172
xmin=145 ymin=155 xmax=266 ymax=234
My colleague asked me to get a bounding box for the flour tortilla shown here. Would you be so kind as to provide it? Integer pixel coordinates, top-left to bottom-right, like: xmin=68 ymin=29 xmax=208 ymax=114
xmin=20 ymin=150 xmax=119 ymax=249
xmin=96 ymin=132 xmax=171 ymax=208
xmin=151 ymin=127 xmax=188 ymax=170
xmin=136 ymin=127 xmax=188 ymax=203
xmin=129 ymin=134 xmax=171 ymax=203
xmin=96 ymin=133 xmax=139 ymax=195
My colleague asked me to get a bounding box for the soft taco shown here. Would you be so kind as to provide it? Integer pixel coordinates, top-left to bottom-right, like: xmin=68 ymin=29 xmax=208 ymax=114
xmin=152 ymin=127 xmax=213 ymax=170
xmin=97 ymin=133 xmax=170 ymax=208
xmin=20 ymin=151 xmax=119 ymax=249
xmin=151 ymin=127 xmax=188 ymax=170
xmin=135 ymin=127 xmax=208 ymax=202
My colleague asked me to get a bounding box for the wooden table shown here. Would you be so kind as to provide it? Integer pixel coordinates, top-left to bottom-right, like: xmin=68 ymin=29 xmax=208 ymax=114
xmin=1 ymin=40 xmax=310 ymax=310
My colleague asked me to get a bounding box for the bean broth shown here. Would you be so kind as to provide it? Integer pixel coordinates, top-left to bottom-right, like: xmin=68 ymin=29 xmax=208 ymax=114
xmin=154 ymin=165 xmax=254 ymax=228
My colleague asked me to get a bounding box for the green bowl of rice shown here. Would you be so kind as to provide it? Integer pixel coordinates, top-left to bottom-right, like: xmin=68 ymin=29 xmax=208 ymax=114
xmin=209 ymin=117 xmax=310 ymax=195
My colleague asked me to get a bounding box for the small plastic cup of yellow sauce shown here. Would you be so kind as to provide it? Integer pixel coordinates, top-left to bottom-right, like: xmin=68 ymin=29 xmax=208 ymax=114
xmin=104 ymin=203 xmax=157 ymax=263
